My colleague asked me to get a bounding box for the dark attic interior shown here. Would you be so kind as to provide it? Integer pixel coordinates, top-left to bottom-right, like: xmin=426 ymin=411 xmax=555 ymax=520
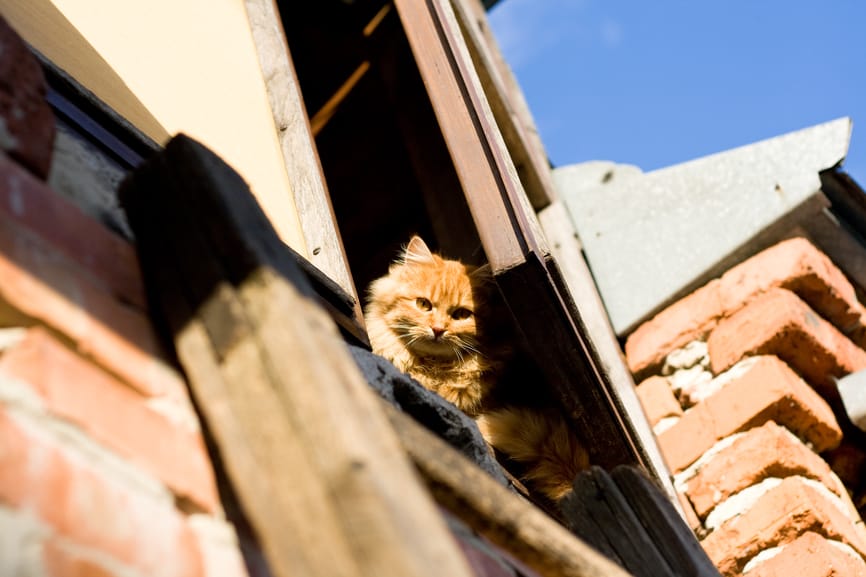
xmin=282 ymin=0 xmax=484 ymax=288
xmin=3 ymin=1 xmax=866 ymax=577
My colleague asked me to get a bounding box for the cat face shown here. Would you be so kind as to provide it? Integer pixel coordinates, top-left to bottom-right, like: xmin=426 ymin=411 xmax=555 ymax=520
xmin=367 ymin=236 xmax=494 ymax=359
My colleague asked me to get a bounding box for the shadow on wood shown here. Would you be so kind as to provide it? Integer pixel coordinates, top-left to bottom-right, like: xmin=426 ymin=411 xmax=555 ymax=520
xmin=119 ymin=134 xmax=475 ymax=577
xmin=119 ymin=134 xmax=638 ymax=577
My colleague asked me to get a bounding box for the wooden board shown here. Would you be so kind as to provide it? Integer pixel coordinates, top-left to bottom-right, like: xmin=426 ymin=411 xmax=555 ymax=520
xmin=611 ymin=466 xmax=720 ymax=577
xmin=567 ymin=467 xmax=674 ymax=577
xmin=450 ymin=0 xmax=556 ymax=210
xmin=393 ymin=0 xmax=529 ymax=272
xmin=375 ymin=16 xmax=483 ymax=261
xmin=393 ymin=0 xmax=650 ymax=471
xmin=244 ymin=0 xmax=359 ymax=306
xmin=563 ymin=465 xmax=721 ymax=577
xmin=120 ymin=134 xmax=474 ymax=577
xmin=384 ymin=402 xmax=633 ymax=577
xmin=538 ymin=201 xmax=682 ymax=506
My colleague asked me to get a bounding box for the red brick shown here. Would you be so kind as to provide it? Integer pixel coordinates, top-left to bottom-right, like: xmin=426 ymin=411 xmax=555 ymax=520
xmin=0 ymin=327 xmax=218 ymax=513
xmin=43 ymin=540 xmax=121 ymax=577
xmin=0 ymin=219 xmax=189 ymax=401
xmin=719 ymin=237 xmax=866 ymax=347
xmin=657 ymin=356 xmax=841 ymax=472
xmin=745 ymin=532 xmax=866 ymax=577
xmin=677 ymin=491 xmax=703 ymax=534
xmin=625 ymin=280 xmax=723 ymax=378
xmin=683 ymin=421 xmax=848 ymax=520
xmin=701 ymin=476 xmax=866 ymax=576
xmin=624 ymin=238 xmax=866 ymax=381
xmin=635 ymin=375 xmax=683 ymax=427
xmin=0 ymin=409 xmax=204 ymax=577
xmin=0 ymin=154 xmax=145 ymax=308
xmin=0 ymin=16 xmax=56 ymax=178
xmin=707 ymin=288 xmax=866 ymax=395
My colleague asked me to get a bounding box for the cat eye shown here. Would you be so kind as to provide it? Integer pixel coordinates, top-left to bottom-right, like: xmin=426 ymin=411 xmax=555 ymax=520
xmin=451 ymin=307 xmax=472 ymax=320
xmin=415 ymin=297 xmax=433 ymax=311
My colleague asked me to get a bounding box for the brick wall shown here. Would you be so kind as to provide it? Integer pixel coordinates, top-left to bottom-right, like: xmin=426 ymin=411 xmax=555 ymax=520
xmin=0 ymin=17 xmax=248 ymax=577
xmin=628 ymin=237 xmax=866 ymax=576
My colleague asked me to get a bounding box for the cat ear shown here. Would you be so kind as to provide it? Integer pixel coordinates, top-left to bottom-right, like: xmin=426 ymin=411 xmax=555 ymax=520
xmin=402 ymin=236 xmax=436 ymax=266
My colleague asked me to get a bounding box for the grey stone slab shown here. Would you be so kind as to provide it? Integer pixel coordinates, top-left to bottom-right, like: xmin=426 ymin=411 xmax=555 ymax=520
xmin=554 ymin=118 xmax=852 ymax=336
xmin=48 ymin=120 xmax=132 ymax=238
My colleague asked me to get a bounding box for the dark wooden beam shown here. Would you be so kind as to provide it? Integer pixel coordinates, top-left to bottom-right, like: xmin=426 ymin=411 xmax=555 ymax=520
xmin=393 ymin=0 xmax=651 ymax=472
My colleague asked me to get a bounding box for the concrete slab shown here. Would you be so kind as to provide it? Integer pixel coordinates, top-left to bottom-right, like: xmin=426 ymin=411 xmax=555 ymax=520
xmin=555 ymin=118 xmax=852 ymax=336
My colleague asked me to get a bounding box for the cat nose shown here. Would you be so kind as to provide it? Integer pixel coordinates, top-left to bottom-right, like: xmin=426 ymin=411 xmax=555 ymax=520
xmin=431 ymin=326 xmax=446 ymax=339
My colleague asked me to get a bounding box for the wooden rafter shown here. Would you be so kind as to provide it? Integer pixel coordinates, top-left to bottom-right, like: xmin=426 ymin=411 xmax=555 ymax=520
xmin=451 ymin=0 xmax=557 ymax=210
xmin=244 ymin=0 xmax=360 ymax=314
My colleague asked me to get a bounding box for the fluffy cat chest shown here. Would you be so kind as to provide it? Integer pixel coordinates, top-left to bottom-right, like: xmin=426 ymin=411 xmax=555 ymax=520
xmin=404 ymin=359 xmax=491 ymax=417
xmin=402 ymin=353 xmax=486 ymax=382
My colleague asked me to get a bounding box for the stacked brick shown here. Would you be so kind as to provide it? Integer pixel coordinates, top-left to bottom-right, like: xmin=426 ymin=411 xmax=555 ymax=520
xmin=628 ymin=236 xmax=866 ymax=576
xmin=0 ymin=18 xmax=248 ymax=577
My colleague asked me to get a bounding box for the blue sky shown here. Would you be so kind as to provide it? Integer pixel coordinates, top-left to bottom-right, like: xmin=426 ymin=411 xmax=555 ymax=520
xmin=488 ymin=1 xmax=866 ymax=186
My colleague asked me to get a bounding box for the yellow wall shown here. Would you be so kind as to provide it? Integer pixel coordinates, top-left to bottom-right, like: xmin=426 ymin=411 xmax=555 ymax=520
xmin=2 ymin=0 xmax=308 ymax=255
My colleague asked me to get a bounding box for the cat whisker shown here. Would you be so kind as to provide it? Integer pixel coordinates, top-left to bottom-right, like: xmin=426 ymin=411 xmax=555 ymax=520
xmin=391 ymin=322 xmax=418 ymax=335
xmin=404 ymin=334 xmax=425 ymax=348
xmin=452 ymin=345 xmax=465 ymax=364
xmin=453 ymin=338 xmax=483 ymax=357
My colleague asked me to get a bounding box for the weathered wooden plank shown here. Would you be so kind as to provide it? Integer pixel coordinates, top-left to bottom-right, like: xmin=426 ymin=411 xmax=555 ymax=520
xmin=494 ymin=254 xmax=639 ymax=469
xmin=152 ymin=135 xmax=366 ymax=344
xmin=239 ymin=267 xmax=475 ymax=577
xmin=611 ymin=466 xmax=721 ymax=577
xmin=538 ymin=202 xmax=681 ymax=502
xmin=384 ymin=402 xmax=634 ymax=577
xmin=460 ymin=0 xmax=553 ymax=201
xmin=820 ymin=169 xmax=866 ymax=240
xmin=121 ymin=159 xmax=361 ymax=577
xmin=393 ymin=0 xmax=531 ymax=272
xmin=184 ymin=292 xmax=366 ymax=577
xmin=376 ymin=18 xmax=483 ymax=261
xmin=566 ymin=468 xmax=674 ymax=577
xmin=450 ymin=0 xmax=556 ymax=210
xmin=120 ymin=134 xmax=474 ymax=577
xmin=394 ymin=0 xmax=646 ymax=471
xmin=558 ymin=483 xmax=624 ymax=568
xmin=244 ymin=0 xmax=359 ymax=305
xmin=431 ymin=0 xmax=550 ymax=255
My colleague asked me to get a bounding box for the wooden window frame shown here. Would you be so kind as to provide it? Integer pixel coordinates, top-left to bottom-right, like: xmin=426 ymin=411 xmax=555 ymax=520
xmin=244 ymin=0 xmax=359 ymax=308
xmin=391 ymin=0 xmax=678 ymax=504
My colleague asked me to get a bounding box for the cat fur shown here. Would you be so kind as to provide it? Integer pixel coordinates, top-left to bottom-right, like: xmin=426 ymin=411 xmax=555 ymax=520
xmin=364 ymin=236 xmax=589 ymax=500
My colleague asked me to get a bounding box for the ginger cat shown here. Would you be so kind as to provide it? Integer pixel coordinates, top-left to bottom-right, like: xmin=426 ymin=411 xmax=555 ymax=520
xmin=364 ymin=236 xmax=589 ymax=500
